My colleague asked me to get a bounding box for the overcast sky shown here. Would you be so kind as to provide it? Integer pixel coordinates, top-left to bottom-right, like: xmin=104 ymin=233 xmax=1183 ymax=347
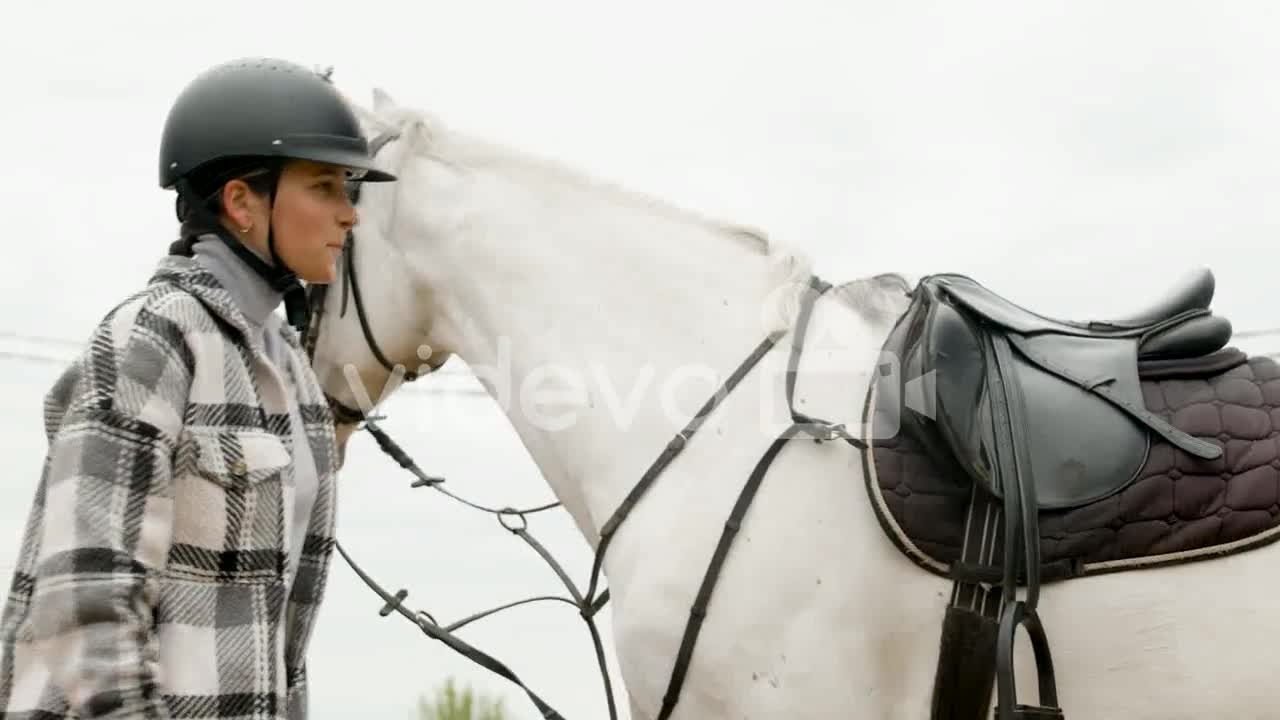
xmin=2 ymin=2 xmax=1280 ymax=718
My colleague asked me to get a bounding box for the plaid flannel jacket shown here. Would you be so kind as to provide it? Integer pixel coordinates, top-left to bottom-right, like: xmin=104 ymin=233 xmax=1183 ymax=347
xmin=0 ymin=253 xmax=341 ymax=719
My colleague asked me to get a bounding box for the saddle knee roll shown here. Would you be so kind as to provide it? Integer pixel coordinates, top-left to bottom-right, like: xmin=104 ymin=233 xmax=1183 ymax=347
xmin=1138 ymin=314 xmax=1232 ymax=360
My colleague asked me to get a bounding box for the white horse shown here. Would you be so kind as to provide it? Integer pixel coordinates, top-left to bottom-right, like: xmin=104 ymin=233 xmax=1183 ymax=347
xmin=306 ymin=88 xmax=1280 ymax=719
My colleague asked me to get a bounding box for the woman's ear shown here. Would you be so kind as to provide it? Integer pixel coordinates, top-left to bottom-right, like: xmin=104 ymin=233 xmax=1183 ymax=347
xmin=220 ymin=179 xmax=257 ymax=232
xmin=218 ymin=176 xmax=268 ymax=230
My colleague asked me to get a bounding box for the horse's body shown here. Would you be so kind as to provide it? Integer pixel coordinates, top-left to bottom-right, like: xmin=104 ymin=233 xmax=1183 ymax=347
xmin=307 ymin=90 xmax=1280 ymax=719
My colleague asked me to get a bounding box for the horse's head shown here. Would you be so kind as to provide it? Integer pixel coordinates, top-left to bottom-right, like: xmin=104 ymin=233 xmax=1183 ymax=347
xmin=304 ymin=85 xmax=820 ymax=453
xmin=304 ymin=89 xmax=458 ymax=429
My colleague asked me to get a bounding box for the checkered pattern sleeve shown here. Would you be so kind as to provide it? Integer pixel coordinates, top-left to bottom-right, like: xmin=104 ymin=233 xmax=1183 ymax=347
xmin=26 ymin=293 xmax=192 ymax=719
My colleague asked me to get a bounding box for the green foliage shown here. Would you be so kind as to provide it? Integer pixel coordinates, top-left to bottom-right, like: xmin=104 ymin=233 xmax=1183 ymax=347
xmin=416 ymin=677 xmax=509 ymax=720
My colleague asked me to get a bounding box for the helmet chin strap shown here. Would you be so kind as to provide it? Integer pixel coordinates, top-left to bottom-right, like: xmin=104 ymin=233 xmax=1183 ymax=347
xmin=174 ymin=174 xmax=310 ymax=333
xmin=260 ymin=174 xmax=311 ymax=335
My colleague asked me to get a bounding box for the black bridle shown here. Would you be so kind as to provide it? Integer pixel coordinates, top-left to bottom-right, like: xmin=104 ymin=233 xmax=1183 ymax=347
xmin=302 ymin=130 xmax=866 ymax=719
xmin=302 ymin=129 xmax=433 ymax=425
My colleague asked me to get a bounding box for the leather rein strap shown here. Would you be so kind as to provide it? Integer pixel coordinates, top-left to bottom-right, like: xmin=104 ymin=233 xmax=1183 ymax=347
xmin=304 ymin=135 xmax=861 ymax=718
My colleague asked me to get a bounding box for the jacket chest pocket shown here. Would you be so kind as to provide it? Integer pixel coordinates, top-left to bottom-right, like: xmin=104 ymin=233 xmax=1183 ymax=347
xmin=168 ymin=426 xmax=292 ymax=585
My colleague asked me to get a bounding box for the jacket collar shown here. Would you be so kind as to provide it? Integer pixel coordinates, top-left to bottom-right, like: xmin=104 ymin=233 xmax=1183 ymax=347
xmin=150 ymin=254 xmax=303 ymax=359
xmin=191 ymin=236 xmax=282 ymax=330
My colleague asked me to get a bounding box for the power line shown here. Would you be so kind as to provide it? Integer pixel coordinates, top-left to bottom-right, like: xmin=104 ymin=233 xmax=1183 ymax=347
xmin=11 ymin=324 xmax=1280 ymax=348
xmin=1229 ymin=328 xmax=1280 ymax=340
xmin=0 ymin=349 xmax=76 ymax=366
xmin=0 ymin=329 xmax=476 ymax=377
xmin=5 ymin=328 xmax=1280 ymax=398
xmin=0 ymin=330 xmax=84 ymax=350
xmin=0 ymin=342 xmax=488 ymax=398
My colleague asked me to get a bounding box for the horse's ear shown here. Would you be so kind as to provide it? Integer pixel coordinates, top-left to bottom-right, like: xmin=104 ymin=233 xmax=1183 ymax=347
xmin=372 ymin=87 xmax=397 ymax=112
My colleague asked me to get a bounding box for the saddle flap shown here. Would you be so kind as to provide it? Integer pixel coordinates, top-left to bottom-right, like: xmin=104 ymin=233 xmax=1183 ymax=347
xmin=925 ymin=301 xmax=1152 ymax=508
xmin=1004 ymin=334 xmax=1151 ymax=507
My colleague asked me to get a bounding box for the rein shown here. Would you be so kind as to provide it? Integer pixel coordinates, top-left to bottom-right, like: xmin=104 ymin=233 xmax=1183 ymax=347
xmin=302 ymin=131 xmax=864 ymax=718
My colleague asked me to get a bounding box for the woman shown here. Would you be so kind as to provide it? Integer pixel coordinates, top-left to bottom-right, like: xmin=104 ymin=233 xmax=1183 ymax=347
xmin=0 ymin=57 xmax=396 ymax=719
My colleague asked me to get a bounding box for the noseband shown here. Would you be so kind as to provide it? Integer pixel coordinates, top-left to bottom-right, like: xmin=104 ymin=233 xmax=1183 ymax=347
xmin=302 ymin=130 xmax=440 ymax=424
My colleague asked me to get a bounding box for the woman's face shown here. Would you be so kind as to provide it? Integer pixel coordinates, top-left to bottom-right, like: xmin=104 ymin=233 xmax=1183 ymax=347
xmin=222 ymin=159 xmax=358 ymax=283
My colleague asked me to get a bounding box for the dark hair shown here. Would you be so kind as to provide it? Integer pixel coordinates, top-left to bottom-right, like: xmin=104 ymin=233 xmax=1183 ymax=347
xmin=170 ymin=156 xmax=281 ymax=255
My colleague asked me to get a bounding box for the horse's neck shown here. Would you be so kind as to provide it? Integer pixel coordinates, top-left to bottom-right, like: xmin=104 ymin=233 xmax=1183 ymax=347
xmin=421 ymin=166 xmax=807 ymax=541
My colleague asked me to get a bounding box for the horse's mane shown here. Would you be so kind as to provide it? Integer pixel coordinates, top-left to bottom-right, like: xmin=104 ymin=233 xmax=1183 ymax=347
xmin=355 ymin=94 xmax=809 ymax=270
xmin=350 ymin=91 xmax=926 ymax=332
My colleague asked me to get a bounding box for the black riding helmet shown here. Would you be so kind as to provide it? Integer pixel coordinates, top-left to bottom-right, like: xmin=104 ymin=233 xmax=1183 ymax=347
xmin=158 ymin=57 xmax=396 ymax=331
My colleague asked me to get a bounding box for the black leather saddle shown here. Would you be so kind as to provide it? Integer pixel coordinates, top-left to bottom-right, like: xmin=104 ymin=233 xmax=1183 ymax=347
xmin=907 ymin=269 xmax=1230 ymax=509
xmin=886 ymin=267 xmax=1241 ymax=719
